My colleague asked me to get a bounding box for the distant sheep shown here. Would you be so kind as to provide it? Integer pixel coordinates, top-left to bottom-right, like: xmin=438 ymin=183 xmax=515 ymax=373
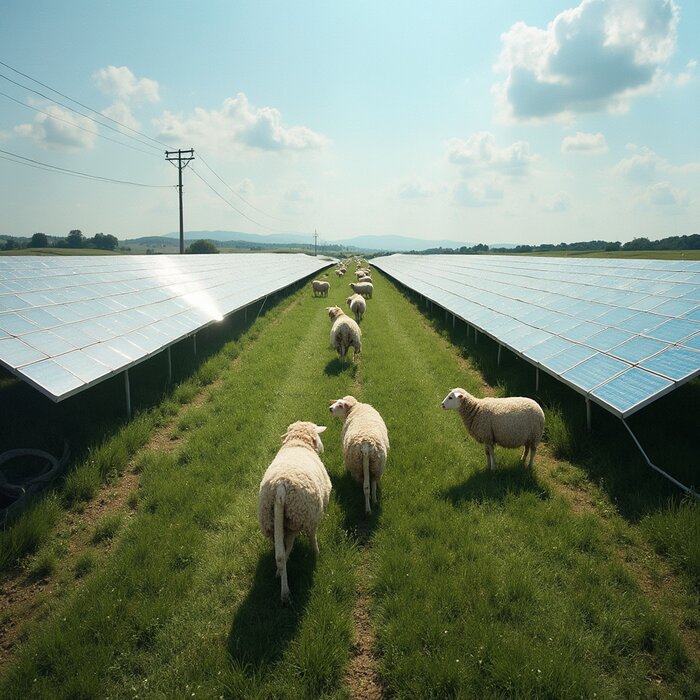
xmin=335 ymin=268 xmax=346 ymax=278
xmin=355 ymin=269 xmax=370 ymax=280
xmin=441 ymin=388 xmax=545 ymax=470
xmin=346 ymin=293 xmax=366 ymax=323
xmin=349 ymin=282 xmax=373 ymax=299
xmin=258 ymin=421 xmax=331 ymax=605
xmin=327 ymin=306 xmax=361 ymax=361
xmin=329 ymin=396 xmax=390 ymax=514
xmin=312 ymin=279 xmax=330 ymax=297
xmin=357 ymin=275 xmax=372 ymax=283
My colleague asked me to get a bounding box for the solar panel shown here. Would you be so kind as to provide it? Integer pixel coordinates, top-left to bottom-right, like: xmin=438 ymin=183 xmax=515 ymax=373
xmin=0 ymin=253 xmax=331 ymax=401
xmin=372 ymin=254 xmax=700 ymax=418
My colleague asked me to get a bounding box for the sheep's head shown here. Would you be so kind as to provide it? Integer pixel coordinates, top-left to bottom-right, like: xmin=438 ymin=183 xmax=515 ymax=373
xmin=282 ymin=421 xmax=327 ymax=454
xmin=441 ymin=388 xmax=468 ymax=410
xmin=328 ymin=396 xmax=358 ymax=418
xmin=346 ymin=296 xmax=353 ymax=307
xmin=326 ymin=306 xmax=343 ymax=320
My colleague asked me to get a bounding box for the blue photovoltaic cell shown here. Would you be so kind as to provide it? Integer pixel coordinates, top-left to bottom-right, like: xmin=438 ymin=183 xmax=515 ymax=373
xmin=372 ymin=254 xmax=700 ymax=417
xmin=591 ymin=368 xmax=673 ymax=415
xmin=562 ymin=354 xmax=630 ymax=391
xmin=639 ymin=346 xmax=700 ymax=381
xmin=609 ymin=336 xmax=666 ymax=364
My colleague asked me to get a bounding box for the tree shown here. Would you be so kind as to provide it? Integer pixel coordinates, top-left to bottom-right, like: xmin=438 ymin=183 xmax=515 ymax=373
xmin=90 ymin=232 xmax=118 ymax=250
xmin=66 ymin=229 xmax=85 ymax=248
xmin=30 ymin=232 xmax=49 ymax=248
xmin=186 ymin=239 xmax=219 ymax=254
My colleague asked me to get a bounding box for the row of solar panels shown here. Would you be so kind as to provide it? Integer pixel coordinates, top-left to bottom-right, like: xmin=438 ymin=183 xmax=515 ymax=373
xmin=0 ymin=254 xmax=332 ymax=401
xmin=371 ymin=254 xmax=700 ymax=418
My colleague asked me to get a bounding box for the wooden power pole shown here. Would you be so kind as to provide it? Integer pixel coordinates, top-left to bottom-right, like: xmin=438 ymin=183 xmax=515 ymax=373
xmin=165 ymin=149 xmax=195 ymax=253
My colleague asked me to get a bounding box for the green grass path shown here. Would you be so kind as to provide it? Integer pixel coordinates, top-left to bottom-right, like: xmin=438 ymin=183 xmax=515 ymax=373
xmin=1 ymin=271 xmax=698 ymax=699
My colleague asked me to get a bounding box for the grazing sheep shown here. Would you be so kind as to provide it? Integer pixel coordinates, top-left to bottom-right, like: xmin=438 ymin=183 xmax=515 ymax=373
xmin=329 ymin=396 xmax=390 ymax=514
xmin=327 ymin=306 xmax=362 ymax=360
xmin=346 ymin=293 xmax=366 ymax=323
xmin=335 ymin=268 xmax=345 ymax=278
xmin=355 ymin=269 xmax=370 ymax=280
xmin=312 ymin=279 xmax=330 ymax=297
xmin=349 ymin=282 xmax=373 ymax=299
xmin=357 ymin=275 xmax=372 ymax=283
xmin=441 ymin=388 xmax=545 ymax=470
xmin=258 ymin=421 xmax=332 ymax=604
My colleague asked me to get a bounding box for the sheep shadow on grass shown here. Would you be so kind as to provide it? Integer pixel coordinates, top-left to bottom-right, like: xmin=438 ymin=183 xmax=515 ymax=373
xmin=227 ymin=543 xmax=316 ymax=669
xmin=324 ymin=358 xmax=359 ymax=378
xmin=332 ymin=471 xmax=381 ymax=546
xmin=441 ymin=463 xmax=549 ymax=507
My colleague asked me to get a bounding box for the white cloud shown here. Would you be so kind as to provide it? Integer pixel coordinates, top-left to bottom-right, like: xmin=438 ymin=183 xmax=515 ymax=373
xmin=14 ymin=104 xmax=96 ymax=151
xmin=643 ymin=181 xmax=689 ymax=207
xmin=495 ymin=0 xmax=679 ymax=121
xmin=543 ymin=193 xmax=571 ymax=212
xmin=398 ymin=181 xmax=433 ymax=199
xmin=93 ymin=66 xmax=160 ymax=105
xmin=561 ymin=131 xmax=608 ymax=154
xmin=453 ymin=180 xmax=504 ymax=208
xmin=447 ymin=132 xmax=535 ymax=176
xmin=614 ymin=145 xmax=700 ymax=183
xmin=155 ymin=93 xmax=329 ymax=153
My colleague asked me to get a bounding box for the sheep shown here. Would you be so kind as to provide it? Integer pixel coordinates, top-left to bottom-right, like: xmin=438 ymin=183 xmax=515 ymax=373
xmin=312 ymin=279 xmax=330 ymax=297
xmin=335 ymin=268 xmax=345 ymax=278
xmin=349 ymin=282 xmax=373 ymax=299
xmin=329 ymin=396 xmax=390 ymax=514
xmin=258 ymin=421 xmax=332 ymax=604
xmin=327 ymin=305 xmax=361 ymax=360
xmin=355 ymin=269 xmax=369 ymax=280
xmin=441 ymin=388 xmax=545 ymax=471
xmin=358 ymin=275 xmax=372 ymax=283
xmin=346 ymin=293 xmax=366 ymax=323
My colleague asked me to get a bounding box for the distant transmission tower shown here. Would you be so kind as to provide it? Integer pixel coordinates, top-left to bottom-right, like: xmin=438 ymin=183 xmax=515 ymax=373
xmin=314 ymin=228 xmax=318 ymax=256
xmin=165 ymin=149 xmax=195 ymax=253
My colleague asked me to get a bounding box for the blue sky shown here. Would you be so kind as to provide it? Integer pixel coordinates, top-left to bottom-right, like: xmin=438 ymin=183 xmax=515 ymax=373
xmin=0 ymin=0 xmax=698 ymax=246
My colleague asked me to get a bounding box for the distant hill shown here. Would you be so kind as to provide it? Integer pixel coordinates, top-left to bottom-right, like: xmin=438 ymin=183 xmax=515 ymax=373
xmin=149 ymin=230 xmax=489 ymax=252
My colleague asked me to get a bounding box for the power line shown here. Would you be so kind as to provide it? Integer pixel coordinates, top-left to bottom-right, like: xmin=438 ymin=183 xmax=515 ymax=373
xmin=189 ymin=166 xmax=276 ymax=231
xmin=0 ymin=148 xmax=172 ymax=188
xmin=0 ymin=71 xmax=166 ymax=155
xmin=0 ymin=89 xmax=163 ymax=160
xmin=0 ymin=59 xmax=173 ymax=150
xmin=194 ymin=150 xmax=289 ymax=223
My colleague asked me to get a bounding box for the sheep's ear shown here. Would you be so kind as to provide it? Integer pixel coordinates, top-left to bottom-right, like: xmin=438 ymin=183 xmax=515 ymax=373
xmin=315 ymin=425 xmax=327 ymax=434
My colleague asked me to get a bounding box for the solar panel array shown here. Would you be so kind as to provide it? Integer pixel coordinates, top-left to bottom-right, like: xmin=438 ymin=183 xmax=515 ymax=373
xmin=371 ymin=254 xmax=700 ymax=418
xmin=0 ymin=254 xmax=331 ymax=401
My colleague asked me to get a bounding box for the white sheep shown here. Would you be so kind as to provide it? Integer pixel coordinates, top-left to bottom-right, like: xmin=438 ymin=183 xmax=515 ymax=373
xmin=355 ymin=269 xmax=369 ymax=280
xmin=329 ymin=396 xmax=389 ymax=514
xmin=346 ymin=293 xmax=366 ymax=323
xmin=258 ymin=421 xmax=332 ymax=604
xmin=349 ymin=282 xmax=373 ymax=299
xmin=357 ymin=275 xmax=372 ymax=283
xmin=327 ymin=305 xmax=362 ymax=360
xmin=335 ymin=268 xmax=345 ymax=278
xmin=312 ymin=279 xmax=330 ymax=297
xmin=441 ymin=388 xmax=545 ymax=470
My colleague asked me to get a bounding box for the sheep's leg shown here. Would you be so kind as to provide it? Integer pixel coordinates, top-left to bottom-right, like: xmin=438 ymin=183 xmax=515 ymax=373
xmin=284 ymin=531 xmax=297 ymax=560
xmin=310 ymin=529 xmax=320 ymax=555
xmin=520 ymin=446 xmax=529 ymax=464
xmin=527 ymin=445 xmax=536 ymax=469
xmin=362 ymin=447 xmax=372 ymax=514
xmin=274 ymin=484 xmax=291 ymax=605
xmin=371 ymin=479 xmax=377 ymax=505
xmin=484 ymin=444 xmax=491 ymax=470
xmin=487 ymin=444 xmax=497 ymax=471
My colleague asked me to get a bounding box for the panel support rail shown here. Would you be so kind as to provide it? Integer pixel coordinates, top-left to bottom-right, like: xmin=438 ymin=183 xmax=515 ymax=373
xmin=621 ymin=419 xmax=699 ymax=500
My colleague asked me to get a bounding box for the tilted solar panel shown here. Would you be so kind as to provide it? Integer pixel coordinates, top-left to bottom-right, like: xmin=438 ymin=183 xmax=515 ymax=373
xmin=0 ymin=254 xmax=331 ymax=401
xmin=372 ymin=254 xmax=700 ymax=418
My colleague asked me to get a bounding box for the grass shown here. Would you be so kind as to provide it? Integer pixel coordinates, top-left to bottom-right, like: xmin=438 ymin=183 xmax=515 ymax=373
xmin=1 ymin=270 xmax=699 ymax=697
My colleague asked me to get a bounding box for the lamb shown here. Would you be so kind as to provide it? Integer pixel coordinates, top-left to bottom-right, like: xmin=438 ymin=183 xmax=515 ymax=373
xmin=441 ymin=388 xmax=545 ymax=470
xmin=349 ymin=282 xmax=373 ymax=299
xmin=346 ymin=293 xmax=366 ymax=323
xmin=327 ymin=306 xmax=362 ymax=360
xmin=329 ymin=396 xmax=390 ymax=514
xmin=312 ymin=279 xmax=330 ymax=297
xmin=257 ymin=421 xmax=332 ymax=604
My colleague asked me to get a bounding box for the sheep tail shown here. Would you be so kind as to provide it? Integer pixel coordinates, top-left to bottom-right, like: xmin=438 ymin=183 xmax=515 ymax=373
xmin=361 ymin=443 xmax=371 ymax=514
xmin=274 ymin=482 xmax=286 ymax=575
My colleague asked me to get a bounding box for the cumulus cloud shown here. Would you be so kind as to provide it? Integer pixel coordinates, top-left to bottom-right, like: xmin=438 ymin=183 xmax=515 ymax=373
xmin=155 ymin=93 xmax=329 ymax=153
xmin=447 ymin=132 xmax=535 ymax=176
xmin=495 ymin=0 xmax=679 ymax=120
xmin=14 ymin=104 xmax=96 ymax=151
xmin=614 ymin=145 xmax=700 ymax=183
xmin=453 ymin=180 xmax=504 ymax=208
xmin=643 ymin=181 xmax=689 ymax=207
xmin=93 ymin=66 xmax=160 ymax=104
xmin=398 ymin=181 xmax=433 ymax=199
xmin=543 ymin=194 xmax=571 ymax=212
xmin=561 ymin=131 xmax=608 ymax=154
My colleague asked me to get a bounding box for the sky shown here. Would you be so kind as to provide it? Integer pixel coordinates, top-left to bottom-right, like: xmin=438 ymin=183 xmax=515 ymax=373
xmin=0 ymin=0 xmax=698 ymax=247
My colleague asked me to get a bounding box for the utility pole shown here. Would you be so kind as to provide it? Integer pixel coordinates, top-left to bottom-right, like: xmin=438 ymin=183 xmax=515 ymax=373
xmin=314 ymin=229 xmax=318 ymax=256
xmin=165 ymin=148 xmax=195 ymax=253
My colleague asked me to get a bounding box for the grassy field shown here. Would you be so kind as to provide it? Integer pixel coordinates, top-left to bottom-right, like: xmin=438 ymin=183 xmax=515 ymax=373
xmin=0 ymin=269 xmax=699 ymax=698
xmin=530 ymin=249 xmax=700 ymax=261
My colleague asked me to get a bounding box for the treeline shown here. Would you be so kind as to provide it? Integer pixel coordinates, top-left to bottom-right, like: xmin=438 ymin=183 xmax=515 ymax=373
xmin=409 ymin=234 xmax=700 ymax=256
xmin=2 ymin=230 xmax=119 ymax=251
